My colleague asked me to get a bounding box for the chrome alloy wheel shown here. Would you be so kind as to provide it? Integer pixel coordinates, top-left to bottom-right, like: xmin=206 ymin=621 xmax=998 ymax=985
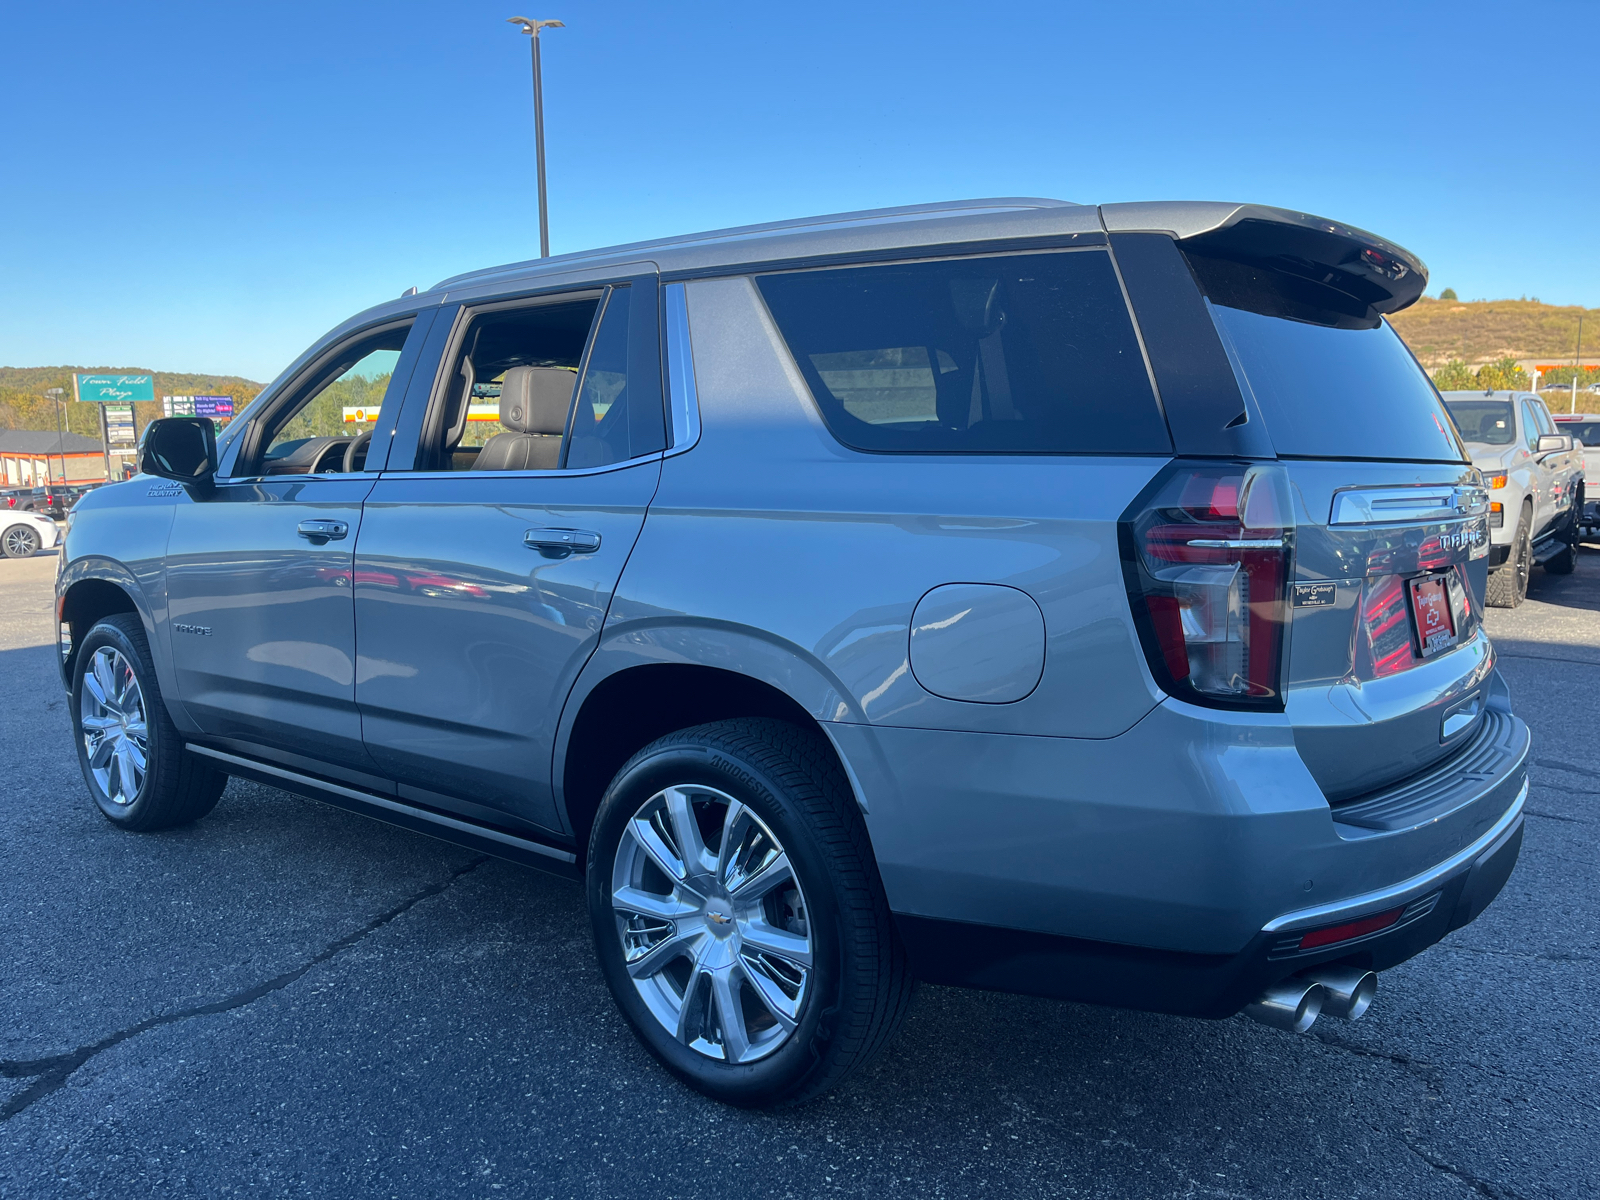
xmin=611 ymin=784 xmax=813 ymax=1064
xmin=80 ymin=647 xmax=149 ymax=806
xmin=3 ymin=525 xmax=39 ymax=557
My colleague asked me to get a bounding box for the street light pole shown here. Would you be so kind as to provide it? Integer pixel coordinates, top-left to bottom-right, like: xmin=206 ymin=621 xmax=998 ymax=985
xmin=45 ymin=387 xmax=65 ymax=484
xmin=507 ymin=16 xmax=564 ymax=258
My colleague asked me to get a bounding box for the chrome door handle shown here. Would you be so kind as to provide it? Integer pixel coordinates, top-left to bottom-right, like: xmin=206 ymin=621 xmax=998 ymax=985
xmin=524 ymin=528 xmax=601 ymax=556
xmin=297 ymin=519 xmax=349 ymax=542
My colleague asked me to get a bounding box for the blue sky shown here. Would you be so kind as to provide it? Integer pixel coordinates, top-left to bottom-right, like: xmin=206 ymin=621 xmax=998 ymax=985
xmin=3 ymin=0 xmax=1597 ymax=383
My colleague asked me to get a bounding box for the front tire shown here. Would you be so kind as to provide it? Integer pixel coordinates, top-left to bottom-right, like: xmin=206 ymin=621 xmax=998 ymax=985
xmin=71 ymin=614 xmax=226 ymax=831
xmin=586 ymin=718 xmax=913 ymax=1107
xmin=1485 ymin=507 xmax=1532 ymax=607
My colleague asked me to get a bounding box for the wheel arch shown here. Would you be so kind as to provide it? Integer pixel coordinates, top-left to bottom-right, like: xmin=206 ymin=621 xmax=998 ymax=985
xmin=554 ymin=623 xmax=868 ymax=860
xmin=55 ymin=559 xmax=188 ymax=726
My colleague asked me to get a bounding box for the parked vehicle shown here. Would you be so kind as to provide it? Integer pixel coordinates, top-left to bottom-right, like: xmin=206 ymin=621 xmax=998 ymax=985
xmin=0 ymin=484 xmax=84 ymax=518
xmin=1441 ymin=391 xmax=1585 ymax=604
xmin=1552 ymin=413 xmax=1600 ymax=537
xmin=2 ymin=509 xmax=61 ymax=558
xmin=58 ymin=199 xmax=1526 ymax=1106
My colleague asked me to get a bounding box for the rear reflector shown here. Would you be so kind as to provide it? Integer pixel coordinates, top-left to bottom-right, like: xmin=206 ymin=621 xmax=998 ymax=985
xmin=1298 ymin=906 xmax=1404 ymax=950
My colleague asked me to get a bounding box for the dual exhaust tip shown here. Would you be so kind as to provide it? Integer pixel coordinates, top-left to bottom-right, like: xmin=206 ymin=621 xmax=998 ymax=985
xmin=1244 ymin=966 xmax=1378 ymax=1034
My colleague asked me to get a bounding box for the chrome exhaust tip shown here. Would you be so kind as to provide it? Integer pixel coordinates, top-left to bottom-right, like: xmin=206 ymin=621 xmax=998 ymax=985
xmin=1299 ymin=966 xmax=1377 ymax=1021
xmin=1244 ymin=979 xmax=1325 ymax=1033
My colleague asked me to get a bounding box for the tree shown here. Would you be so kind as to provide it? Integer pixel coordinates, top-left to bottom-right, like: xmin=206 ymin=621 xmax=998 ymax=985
xmin=1432 ymin=361 xmax=1474 ymax=390
xmin=1474 ymin=357 xmax=1529 ymax=391
xmin=1439 ymin=287 xmax=1459 ymax=301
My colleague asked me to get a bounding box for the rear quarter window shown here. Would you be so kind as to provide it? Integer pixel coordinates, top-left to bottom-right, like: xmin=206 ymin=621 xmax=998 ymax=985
xmin=1208 ymin=304 xmax=1464 ymax=462
xmin=756 ymin=249 xmax=1170 ymax=455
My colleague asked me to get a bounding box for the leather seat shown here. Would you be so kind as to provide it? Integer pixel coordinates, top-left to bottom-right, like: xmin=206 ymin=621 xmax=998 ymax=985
xmin=476 ymin=366 xmax=574 ymax=470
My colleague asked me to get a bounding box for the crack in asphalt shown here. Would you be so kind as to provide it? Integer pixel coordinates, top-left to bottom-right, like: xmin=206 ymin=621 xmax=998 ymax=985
xmin=1534 ymin=758 xmax=1600 ymax=781
xmin=0 ymin=855 xmax=489 ymax=1123
xmin=1495 ymin=651 xmax=1600 ymax=669
xmin=1524 ymin=808 xmax=1585 ymax=823
xmin=1399 ymin=1137 xmax=1530 ymax=1200
xmin=1310 ymin=1029 xmax=1442 ymax=1094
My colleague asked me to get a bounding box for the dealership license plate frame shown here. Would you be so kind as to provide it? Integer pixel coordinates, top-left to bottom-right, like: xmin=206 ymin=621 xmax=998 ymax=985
xmin=1408 ymin=572 xmax=1458 ymax=658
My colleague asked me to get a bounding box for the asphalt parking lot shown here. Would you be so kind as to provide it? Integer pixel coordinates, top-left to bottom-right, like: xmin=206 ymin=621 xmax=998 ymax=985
xmin=1 ymin=541 xmax=1596 ymax=1200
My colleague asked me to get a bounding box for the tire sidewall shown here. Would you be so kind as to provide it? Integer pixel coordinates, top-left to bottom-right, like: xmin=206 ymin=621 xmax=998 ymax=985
xmin=3 ymin=524 xmax=39 ymax=558
xmin=587 ymin=737 xmax=845 ymax=1105
xmin=71 ymin=618 xmax=161 ymax=824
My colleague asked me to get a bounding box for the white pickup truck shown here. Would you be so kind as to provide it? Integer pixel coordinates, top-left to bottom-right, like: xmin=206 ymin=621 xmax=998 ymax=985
xmin=1442 ymin=390 xmax=1586 ymax=606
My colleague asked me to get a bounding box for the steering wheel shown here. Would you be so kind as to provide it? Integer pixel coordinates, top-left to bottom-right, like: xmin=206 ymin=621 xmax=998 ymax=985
xmin=343 ymin=430 xmax=374 ymax=473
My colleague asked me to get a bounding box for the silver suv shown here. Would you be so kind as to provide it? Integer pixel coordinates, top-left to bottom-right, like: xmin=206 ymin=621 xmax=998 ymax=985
xmin=1442 ymin=390 xmax=1584 ymax=605
xmin=58 ymin=199 xmax=1528 ymax=1106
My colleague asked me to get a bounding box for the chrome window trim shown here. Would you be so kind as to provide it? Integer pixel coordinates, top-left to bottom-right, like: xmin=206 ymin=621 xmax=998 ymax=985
xmin=662 ymin=282 xmax=702 ymax=455
xmin=1262 ymin=778 xmax=1526 ymax=933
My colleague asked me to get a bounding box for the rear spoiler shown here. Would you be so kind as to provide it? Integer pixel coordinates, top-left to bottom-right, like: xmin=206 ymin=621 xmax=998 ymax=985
xmin=1101 ymin=202 xmax=1428 ymax=328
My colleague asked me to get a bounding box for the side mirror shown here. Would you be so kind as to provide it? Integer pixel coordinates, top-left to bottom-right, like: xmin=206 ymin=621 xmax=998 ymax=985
xmin=139 ymin=417 xmax=218 ymax=487
xmin=1536 ymin=433 xmax=1574 ymax=454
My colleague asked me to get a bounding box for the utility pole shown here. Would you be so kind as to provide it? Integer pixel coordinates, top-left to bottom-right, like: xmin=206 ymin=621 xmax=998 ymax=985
xmin=45 ymin=387 xmax=65 ymax=483
xmin=507 ymin=16 xmax=564 ymax=258
xmin=1573 ymin=314 xmax=1584 ymax=414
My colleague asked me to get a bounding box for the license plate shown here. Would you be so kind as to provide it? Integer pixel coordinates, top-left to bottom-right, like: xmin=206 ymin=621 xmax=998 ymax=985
xmin=1409 ymin=574 xmax=1457 ymax=657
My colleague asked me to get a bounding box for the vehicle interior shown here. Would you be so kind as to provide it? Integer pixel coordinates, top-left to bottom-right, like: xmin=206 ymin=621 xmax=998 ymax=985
xmin=415 ymin=296 xmax=600 ymax=472
xmin=256 ymin=323 xmax=412 ymax=475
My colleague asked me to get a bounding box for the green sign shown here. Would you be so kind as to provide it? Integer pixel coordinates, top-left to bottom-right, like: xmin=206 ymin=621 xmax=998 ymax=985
xmin=75 ymin=374 xmax=154 ymax=404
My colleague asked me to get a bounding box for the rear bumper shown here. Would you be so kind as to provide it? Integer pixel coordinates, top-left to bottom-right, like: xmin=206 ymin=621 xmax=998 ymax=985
xmin=897 ymin=787 xmax=1524 ymax=1017
xmin=834 ymin=679 xmax=1529 ymax=1011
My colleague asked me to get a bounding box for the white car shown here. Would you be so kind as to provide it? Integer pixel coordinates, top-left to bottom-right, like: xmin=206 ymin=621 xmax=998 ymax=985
xmin=1 ymin=510 xmax=61 ymax=558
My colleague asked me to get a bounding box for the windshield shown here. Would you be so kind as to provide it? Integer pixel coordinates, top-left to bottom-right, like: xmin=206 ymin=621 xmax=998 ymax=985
xmin=1443 ymin=399 xmax=1516 ymax=446
xmin=1209 ymin=305 xmax=1464 ymax=462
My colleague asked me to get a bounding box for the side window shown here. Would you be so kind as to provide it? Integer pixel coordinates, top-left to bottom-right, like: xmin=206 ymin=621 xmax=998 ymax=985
xmin=566 ymin=287 xmax=631 ymax=469
xmin=406 ymin=286 xmax=647 ymax=472
xmin=1521 ymin=401 xmax=1542 ymax=451
xmin=755 ymin=249 xmax=1168 ymax=455
xmin=251 ymin=323 xmax=413 ymax=476
xmin=1531 ymin=400 xmax=1556 ymax=437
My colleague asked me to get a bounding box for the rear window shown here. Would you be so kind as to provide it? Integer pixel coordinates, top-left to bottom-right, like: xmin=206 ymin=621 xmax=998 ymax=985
xmin=756 ymin=250 xmax=1169 ymax=455
xmin=1208 ymin=304 xmax=1464 ymax=462
xmin=1556 ymin=419 xmax=1600 ymax=444
xmin=1444 ymin=399 xmax=1516 ymax=446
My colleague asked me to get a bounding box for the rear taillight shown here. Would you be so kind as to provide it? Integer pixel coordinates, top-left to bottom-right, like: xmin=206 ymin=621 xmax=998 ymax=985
xmin=1120 ymin=462 xmax=1294 ymax=710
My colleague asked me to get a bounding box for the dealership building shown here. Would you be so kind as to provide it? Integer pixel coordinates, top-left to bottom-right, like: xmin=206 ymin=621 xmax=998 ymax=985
xmin=0 ymin=431 xmax=107 ymax=485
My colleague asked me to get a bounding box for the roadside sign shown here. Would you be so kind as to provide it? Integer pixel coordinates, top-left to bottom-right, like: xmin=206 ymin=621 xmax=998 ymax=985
xmin=104 ymin=404 xmax=137 ymax=446
xmin=342 ymin=407 xmax=381 ymax=423
xmin=75 ymin=374 xmax=154 ymax=404
xmin=165 ymin=395 xmax=235 ymax=421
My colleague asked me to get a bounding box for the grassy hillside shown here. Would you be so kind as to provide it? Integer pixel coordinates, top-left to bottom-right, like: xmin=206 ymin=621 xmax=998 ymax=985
xmin=0 ymin=366 xmax=264 ymax=440
xmin=1388 ymin=298 xmax=1598 ymax=369
xmin=3 ymin=296 xmax=1596 ymax=438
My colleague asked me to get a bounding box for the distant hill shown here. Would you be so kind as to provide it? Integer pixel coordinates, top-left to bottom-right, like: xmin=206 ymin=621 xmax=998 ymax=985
xmin=4 ymin=297 xmax=1596 ymax=437
xmin=1387 ymin=298 xmax=1597 ymax=369
xmin=0 ymin=366 xmax=264 ymax=440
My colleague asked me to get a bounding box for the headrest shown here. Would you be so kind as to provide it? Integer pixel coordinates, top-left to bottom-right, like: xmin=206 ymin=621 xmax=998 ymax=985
xmin=498 ymin=366 xmax=574 ymax=435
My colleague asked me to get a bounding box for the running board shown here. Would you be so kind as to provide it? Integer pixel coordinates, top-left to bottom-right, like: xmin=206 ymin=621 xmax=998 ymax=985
xmin=186 ymin=743 xmax=581 ymax=878
xmin=1531 ymin=534 xmax=1569 ymax=563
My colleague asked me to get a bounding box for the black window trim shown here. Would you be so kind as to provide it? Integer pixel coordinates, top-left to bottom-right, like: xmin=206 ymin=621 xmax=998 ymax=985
xmin=412 ymin=288 xmax=606 ymax=473
xmin=223 ymin=314 xmax=422 ymax=482
xmin=751 ymin=243 xmax=1173 ymax=458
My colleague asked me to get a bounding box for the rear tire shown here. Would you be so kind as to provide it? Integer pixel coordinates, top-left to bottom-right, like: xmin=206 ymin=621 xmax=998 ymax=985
xmin=1545 ymin=498 xmax=1579 ymax=576
xmin=71 ymin=614 xmax=226 ymax=831
xmin=1485 ymin=508 xmax=1532 ymax=607
xmin=2 ymin=523 xmax=40 ymax=558
xmin=586 ymin=718 xmax=914 ymax=1107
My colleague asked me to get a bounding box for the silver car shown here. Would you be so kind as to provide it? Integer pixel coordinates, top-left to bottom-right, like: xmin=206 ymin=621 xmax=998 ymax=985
xmin=1441 ymin=390 xmax=1584 ymax=605
xmin=57 ymin=199 xmax=1527 ymax=1106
